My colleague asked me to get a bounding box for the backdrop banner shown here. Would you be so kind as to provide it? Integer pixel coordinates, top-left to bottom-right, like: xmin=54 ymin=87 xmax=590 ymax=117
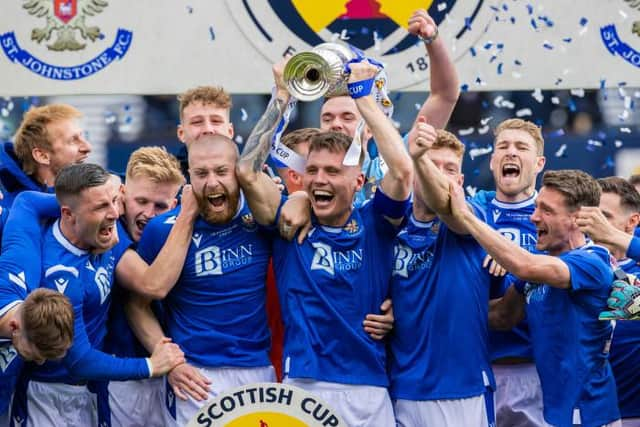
xmin=1 ymin=0 xmax=639 ymax=95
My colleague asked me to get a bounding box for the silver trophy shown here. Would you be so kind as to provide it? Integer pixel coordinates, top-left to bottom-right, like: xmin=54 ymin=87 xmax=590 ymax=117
xmin=283 ymin=42 xmax=358 ymax=102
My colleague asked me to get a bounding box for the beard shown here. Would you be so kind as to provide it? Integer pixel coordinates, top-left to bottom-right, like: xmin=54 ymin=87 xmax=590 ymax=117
xmin=194 ymin=184 xmax=240 ymax=225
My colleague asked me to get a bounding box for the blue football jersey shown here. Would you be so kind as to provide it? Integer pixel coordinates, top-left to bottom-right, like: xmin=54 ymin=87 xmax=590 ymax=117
xmin=474 ymin=190 xmax=537 ymax=361
xmin=389 ymin=205 xmax=498 ymax=400
xmin=28 ymin=220 xmax=150 ymax=383
xmin=521 ymin=244 xmax=619 ymax=427
xmin=272 ymin=190 xmax=406 ymax=387
xmin=137 ymin=194 xmax=273 ymax=368
xmin=0 ymin=339 xmax=21 ymax=417
xmin=609 ymin=258 xmax=640 ymax=419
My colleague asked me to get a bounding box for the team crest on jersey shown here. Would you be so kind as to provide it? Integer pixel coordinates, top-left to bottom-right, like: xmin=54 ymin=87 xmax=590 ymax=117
xmin=0 ymin=344 xmax=18 ymax=373
xmin=241 ymin=213 xmax=257 ymax=230
xmin=225 ymin=0 xmax=495 ymax=89
xmin=343 ymin=219 xmax=359 ymax=234
xmin=0 ymin=0 xmax=132 ymax=80
xmin=600 ymin=2 xmax=640 ymax=68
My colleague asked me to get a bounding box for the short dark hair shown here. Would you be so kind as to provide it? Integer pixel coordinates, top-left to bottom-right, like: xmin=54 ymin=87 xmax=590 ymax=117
xmin=55 ymin=163 xmax=110 ymax=205
xmin=598 ymin=176 xmax=640 ymax=213
xmin=281 ymin=128 xmax=321 ymax=155
xmin=542 ymin=169 xmax=600 ymax=211
xmin=629 ymin=174 xmax=640 ymax=187
xmin=308 ymin=131 xmax=364 ymax=167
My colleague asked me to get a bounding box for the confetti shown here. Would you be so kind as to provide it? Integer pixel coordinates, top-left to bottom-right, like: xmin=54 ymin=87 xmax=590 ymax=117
xmin=497 ymin=63 xmax=504 ymax=75
xmin=543 ymin=41 xmax=554 ymax=50
xmin=615 ymin=140 xmax=623 ymax=148
xmin=619 ymin=110 xmax=630 ymax=121
xmin=620 ymin=10 xmax=628 ymax=20
xmin=241 ymin=108 xmax=248 ymax=122
xmin=209 ymin=26 xmax=215 ymax=41
xmin=235 ymin=135 xmax=244 ymax=144
xmin=514 ymin=59 xmax=522 ymax=66
xmin=568 ymin=99 xmax=576 ymax=112
xmin=469 ymin=146 xmax=493 ymax=160
xmin=624 ymin=96 xmax=632 ymax=110
xmin=620 ymin=127 xmax=632 ymax=133
xmin=373 ymin=31 xmax=381 ymax=51
xmin=531 ymin=88 xmax=544 ymax=103
xmin=587 ymin=139 xmax=603 ymax=147
xmin=516 ymin=108 xmax=532 ymax=117
xmin=124 ymin=116 xmax=133 ymax=124
xmin=501 ymin=100 xmax=515 ymax=109
xmin=480 ymin=116 xmax=493 ymax=126
xmin=437 ymin=2 xmax=447 ymax=12
xmin=465 ymin=185 xmax=478 ymax=197
xmin=104 ymin=111 xmax=117 ymax=124
xmin=511 ymin=71 xmax=522 ymax=79
xmin=186 ymin=6 xmax=193 ymax=13
xmin=478 ymin=125 xmax=490 ymax=134
xmin=555 ymin=144 xmax=567 ymax=157
xmin=551 ymin=96 xmax=560 ymax=105
xmin=570 ymin=89 xmax=585 ymax=98
xmin=562 ymin=38 xmax=572 ymax=43
xmin=526 ymin=4 xmax=534 ymax=15
xmin=0 ymin=108 xmax=8 ymax=117
xmin=579 ymin=17 xmax=588 ymax=26
xmin=459 ymin=127 xmax=475 ymax=136
xmin=530 ymin=18 xmax=538 ymax=30
xmin=470 ymin=47 xmax=477 ymax=57
xmin=461 ymin=84 xmax=469 ymax=92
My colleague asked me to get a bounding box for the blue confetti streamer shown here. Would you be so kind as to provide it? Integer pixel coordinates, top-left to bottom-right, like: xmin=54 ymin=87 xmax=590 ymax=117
xmin=186 ymin=6 xmax=193 ymax=14
xmin=543 ymin=42 xmax=553 ymax=50
xmin=580 ymin=17 xmax=588 ymax=26
xmin=514 ymin=59 xmax=522 ymax=66
xmin=497 ymin=63 xmax=504 ymax=74
xmin=530 ymin=18 xmax=538 ymax=29
xmin=496 ymin=43 xmax=504 ymax=49
xmin=461 ymin=84 xmax=469 ymax=92
xmin=510 ymin=16 xmax=516 ymax=24
xmin=490 ymin=6 xmax=499 ymax=12
xmin=483 ymin=42 xmax=492 ymax=50
xmin=562 ymin=37 xmax=572 ymax=43
xmin=502 ymin=3 xmax=509 ymax=11
xmin=470 ymin=47 xmax=477 ymax=57
xmin=555 ymin=78 xmax=563 ymax=86
xmin=526 ymin=4 xmax=534 ymax=15
xmin=464 ymin=17 xmax=472 ymax=31
xmin=568 ymin=99 xmax=576 ymax=112
xmin=209 ymin=26 xmax=215 ymax=40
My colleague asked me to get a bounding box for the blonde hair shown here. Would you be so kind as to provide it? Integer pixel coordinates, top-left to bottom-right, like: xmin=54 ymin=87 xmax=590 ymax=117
xmin=126 ymin=146 xmax=185 ymax=186
xmin=494 ymin=118 xmax=544 ymax=155
xmin=22 ymin=288 xmax=74 ymax=360
xmin=433 ymin=129 xmax=465 ymax=159
xmin=178 ymin=86 xmax=232 ymax=121
xmin=14 ymin=104 xmax=82 ymax=176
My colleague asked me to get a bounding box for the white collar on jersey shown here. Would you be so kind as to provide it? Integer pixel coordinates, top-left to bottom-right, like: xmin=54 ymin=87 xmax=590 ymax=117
xmin=491 ymin=190 xmax=538 ymax=210
xmin=53 ymin=219 xmax=88 ymax=257
xmin=409 ymin=213 xmax=436 ymax=229
xmin=232 ymin=191 xmax=246 ymax=220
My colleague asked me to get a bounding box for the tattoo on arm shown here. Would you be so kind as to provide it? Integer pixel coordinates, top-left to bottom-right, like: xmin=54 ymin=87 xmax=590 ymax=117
xmin=240 ymin=96 xmax=286 ymax=173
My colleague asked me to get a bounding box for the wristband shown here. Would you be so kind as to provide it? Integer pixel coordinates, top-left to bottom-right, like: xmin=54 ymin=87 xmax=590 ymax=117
xmin=347 ymin=78 xmax=375 ymax=99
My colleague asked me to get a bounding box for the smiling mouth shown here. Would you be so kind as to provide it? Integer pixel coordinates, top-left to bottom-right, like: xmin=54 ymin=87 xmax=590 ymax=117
xmin=312 ymin=190 xmax=334 ymax=205
xmin=537 ymin=228 xmax=548 ymax=238
xmin=502 ymin=163 xmax=521 ymax=179
xmin=207 ymin=193 xmax=227 ymax=208
xmin=135 ymin=219 xmax=148 ymax=233
xmin=99 ymin=224 xmax=114 ymax=237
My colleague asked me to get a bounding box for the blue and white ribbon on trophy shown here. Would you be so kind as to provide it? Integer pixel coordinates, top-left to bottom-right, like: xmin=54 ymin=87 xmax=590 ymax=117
xmin=269 ymin=94 xmax=307 ymax=173
xmin=342 ymin=45 xmax=394 ymax=167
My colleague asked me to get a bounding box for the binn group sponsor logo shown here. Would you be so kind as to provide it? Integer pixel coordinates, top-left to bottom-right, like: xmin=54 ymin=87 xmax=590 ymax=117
xmin=0 ymin=0 xmax=132 ymax=80
xmin=226 ymin=0 xmax=495 ymax=89
xmin=194 ymin=244 xmax=254 ymax=277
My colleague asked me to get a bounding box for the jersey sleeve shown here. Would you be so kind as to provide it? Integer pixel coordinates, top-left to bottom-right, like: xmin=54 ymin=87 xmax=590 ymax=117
xmin=61 ymin=276 xmax=150 ymax=381
xmin=626 ymin=236 xmax=640 ymax=262
xmin=137 ymin=214 xmax=171 ymax=264
xmin=0 ymin=192 xmax=59 ymax=298
xmin=559 ymin=247 xmax=612 ymax=292
xmin=371 ymin=186 xmax=411 ymax=221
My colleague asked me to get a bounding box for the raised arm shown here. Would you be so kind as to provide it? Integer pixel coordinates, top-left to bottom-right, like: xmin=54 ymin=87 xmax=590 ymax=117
xmin=114 ymin=185 xmax=199 ymax=299
xmin=407 ymin=9 xmax=460 ymax=130
xmin=349 ymin=63 xmax=412 ymax=203
xmin=576 ymin=206 xmax=633 ymax=257
xmin=236 ymin=59 xmax=291 ymax=225
xmin=449 ymin=181 xmax=571 ymax=288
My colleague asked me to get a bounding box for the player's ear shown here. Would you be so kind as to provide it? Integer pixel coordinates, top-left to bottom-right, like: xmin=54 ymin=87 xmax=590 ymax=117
xmin=60 ymin=205 xmax=73 ymax=221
